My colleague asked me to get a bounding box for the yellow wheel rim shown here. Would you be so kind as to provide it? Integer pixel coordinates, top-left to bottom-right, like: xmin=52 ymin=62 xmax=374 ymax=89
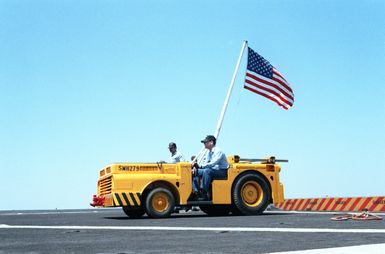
xmin=152 ymin=192 xmax=169 ymax=213
xmin=241 ymin=181 xmax=263 ymax=207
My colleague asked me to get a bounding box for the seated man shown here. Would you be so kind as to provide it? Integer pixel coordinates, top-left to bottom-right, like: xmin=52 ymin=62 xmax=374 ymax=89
xmin=168 ymin=142 xmax=185 ymax=163
xmin=192 ymin=135 xmax=229 ymax=200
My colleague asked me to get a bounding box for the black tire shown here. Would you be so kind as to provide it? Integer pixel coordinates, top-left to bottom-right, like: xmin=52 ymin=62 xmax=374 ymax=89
xmin=122 ymin=207 xmax=146 ymax=218
xmin=199 ymin=205 xmax=231 ymax=216
xmin=145 ymin=187 xmax=175 ymax=218
xmin=230 ymin=205 xmax=243 ymax=216
xmin=232 ymin=173 xmax=271 ymax=215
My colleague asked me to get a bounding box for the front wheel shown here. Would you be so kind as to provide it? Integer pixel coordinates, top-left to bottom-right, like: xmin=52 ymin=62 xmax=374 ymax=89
xmin=145 ymin=187 xmax=175 ymax=218
xmin=232 ymin=173 xmax=271 ymax=215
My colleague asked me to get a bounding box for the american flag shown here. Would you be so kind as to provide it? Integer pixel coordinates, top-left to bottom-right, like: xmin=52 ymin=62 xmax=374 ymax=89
xmin=244 ymin=47 xmax=294 ymax=110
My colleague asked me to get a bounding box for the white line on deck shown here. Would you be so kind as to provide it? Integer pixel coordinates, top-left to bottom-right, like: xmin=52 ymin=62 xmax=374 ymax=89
xmin=0 ymin=209 xmax=384 ymax=216
xmin=0 ymin=209 xmax=114 ymax=216
xmin=268 ymin=243 xmax=385 ymax=254
xmin=0 ymin=224 xmax=384 ymax=233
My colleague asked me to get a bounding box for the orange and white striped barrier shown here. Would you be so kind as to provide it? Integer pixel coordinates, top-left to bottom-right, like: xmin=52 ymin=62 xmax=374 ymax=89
xmin=275 ymin=196 xmax=385 ymax=212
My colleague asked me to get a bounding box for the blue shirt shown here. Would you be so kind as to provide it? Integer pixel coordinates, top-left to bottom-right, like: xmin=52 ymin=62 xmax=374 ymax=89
xmin=201 ymin=146 xmax=229 ymax=170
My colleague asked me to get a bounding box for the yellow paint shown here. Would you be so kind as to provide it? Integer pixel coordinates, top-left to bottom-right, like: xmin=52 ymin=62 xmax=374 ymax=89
xmin=95 ymin=156 xmax=285 ymax=207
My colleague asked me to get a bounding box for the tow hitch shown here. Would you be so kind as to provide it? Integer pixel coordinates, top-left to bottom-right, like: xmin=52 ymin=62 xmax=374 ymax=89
xmin=90 ymin=195 xmax=105 ymax=207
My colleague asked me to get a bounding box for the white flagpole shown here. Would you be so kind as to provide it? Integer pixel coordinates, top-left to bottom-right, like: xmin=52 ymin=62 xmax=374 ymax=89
xmin=214 ymin=40 xmax=248 ymax=139
xmin=193 ymin=41 xmax=248 ymax=165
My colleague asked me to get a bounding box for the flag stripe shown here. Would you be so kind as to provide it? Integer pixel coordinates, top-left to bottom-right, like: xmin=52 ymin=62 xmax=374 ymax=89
xmin=245 ymin=78 xmax=293 ymax=106
xmin=272 ymin=73 xmax=294 ymax=96
xmin=246 ymin=71 xmax=294 ymax=103
xmin=244 ymin=85 xmax=289 ymax=110
xmin=246 ymin=71 xmax=294 ymax=102
xmin=244 ymin=80 xmax=292 ymax=108
xmin=273 ymin=68 xmax=294 ymax=93
xmin=272 ymin=76 xmax=292 ymax=96
xmin=244 ymin=84 xmax=290 ymax=110
xmin=245 ymin=76 xmax=293 ymax=107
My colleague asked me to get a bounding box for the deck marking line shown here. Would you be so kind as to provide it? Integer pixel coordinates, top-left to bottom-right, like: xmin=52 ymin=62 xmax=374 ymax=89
xmin=0 ymin=224 xmax=384 ymax=233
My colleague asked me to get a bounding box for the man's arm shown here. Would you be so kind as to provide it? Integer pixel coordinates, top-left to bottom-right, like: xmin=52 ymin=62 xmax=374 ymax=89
xmin=178 ymin=153 xmax=186 ymax=162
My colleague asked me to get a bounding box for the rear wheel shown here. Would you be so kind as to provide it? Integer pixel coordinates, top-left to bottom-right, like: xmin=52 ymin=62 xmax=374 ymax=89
xmin=122 ymin=207 xmax=145 ymax=218
xmin=232 ymin=173 xmax=271 ymax=215
xmin=145 ymin=187 xmax=175 ymax=218
xmin=199 ymin=205 xmax=231 ymax=216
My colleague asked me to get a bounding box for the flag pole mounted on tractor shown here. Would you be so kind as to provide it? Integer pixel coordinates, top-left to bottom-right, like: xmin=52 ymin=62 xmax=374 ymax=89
xmin=193 ymin=40 xmax=248 ymax=164
xmin=214 ymin=40 xmax=248 ymax=139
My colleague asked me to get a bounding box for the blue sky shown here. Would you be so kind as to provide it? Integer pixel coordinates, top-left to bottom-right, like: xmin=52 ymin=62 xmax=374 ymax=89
xmin=1 ymin=1 xmax=384 ymax=210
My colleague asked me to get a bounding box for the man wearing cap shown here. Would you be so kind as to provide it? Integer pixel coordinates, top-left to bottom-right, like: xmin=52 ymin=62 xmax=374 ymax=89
xmin=168 ymin=142 xmax=185 ymax=163
xmin=192 ymin=135 xmax=229 ymax=200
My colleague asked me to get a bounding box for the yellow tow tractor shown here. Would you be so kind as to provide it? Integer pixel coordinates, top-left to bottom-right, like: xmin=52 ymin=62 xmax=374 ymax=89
xmin=91 ymin=155 xmax=286 ymax=218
